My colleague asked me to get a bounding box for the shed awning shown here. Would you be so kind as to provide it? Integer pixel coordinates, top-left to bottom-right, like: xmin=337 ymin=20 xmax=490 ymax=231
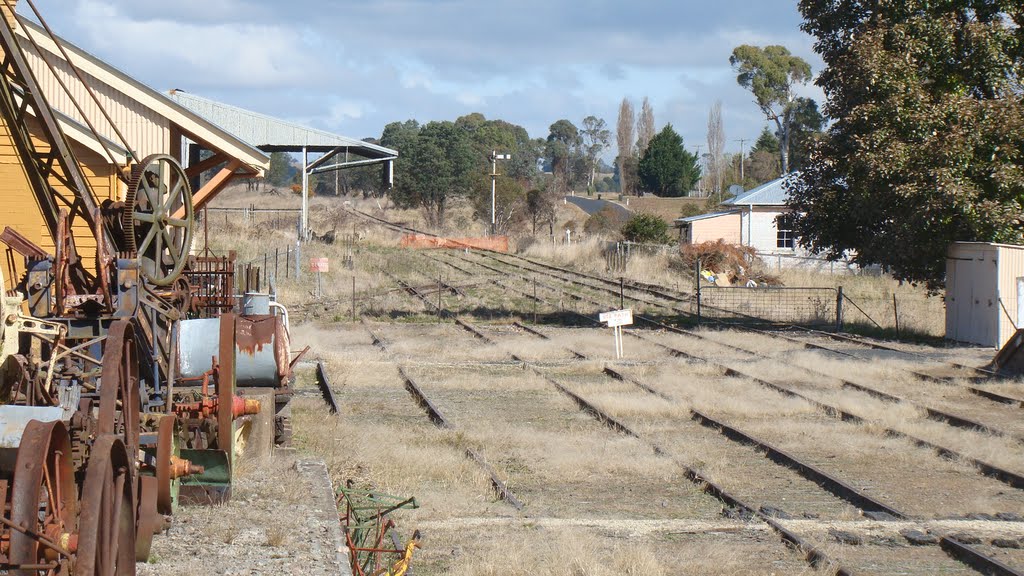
xmin=166 ymin=90 xmax=398 ymax=167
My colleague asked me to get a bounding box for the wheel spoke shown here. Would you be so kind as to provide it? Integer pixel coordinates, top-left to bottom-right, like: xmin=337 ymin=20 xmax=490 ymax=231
xmin=166 ymin=217 xmax=189 ymax=228
xmin=166 ymin=178 xmax=185 ymax=212
xmin=133 ymin=212 xmax=156 ymax=223
xmin=138 ymin=219 xmax=158 ymax=254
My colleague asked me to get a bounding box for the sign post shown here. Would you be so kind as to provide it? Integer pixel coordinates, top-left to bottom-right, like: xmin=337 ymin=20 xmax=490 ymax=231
xmin=311 ymin=257 xmax=329 ymax=299
xmin=599 ymin=309 xmax=633 ymax=359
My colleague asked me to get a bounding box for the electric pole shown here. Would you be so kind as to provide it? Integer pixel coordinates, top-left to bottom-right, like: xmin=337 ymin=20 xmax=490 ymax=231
xmin=736 ymin=138 xmax=748 ymax=182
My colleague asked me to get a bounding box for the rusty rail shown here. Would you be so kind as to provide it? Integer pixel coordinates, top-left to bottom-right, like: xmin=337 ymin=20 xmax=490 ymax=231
xmin=315 ymin=361 xmax=340 ymax=415
xmin=360 ymin=321 xmax=523 ymax=510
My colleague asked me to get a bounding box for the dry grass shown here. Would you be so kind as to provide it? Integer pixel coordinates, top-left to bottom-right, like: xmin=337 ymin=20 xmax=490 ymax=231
xmin=777 ymin=269 xmax=944 ymax=337
xmin=291 ymin=397 xmax=498 ymax=520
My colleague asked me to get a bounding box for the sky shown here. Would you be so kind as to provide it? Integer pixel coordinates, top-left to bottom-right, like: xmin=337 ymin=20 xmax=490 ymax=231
xmin=22 ymin=0 xmax=825 ymax=159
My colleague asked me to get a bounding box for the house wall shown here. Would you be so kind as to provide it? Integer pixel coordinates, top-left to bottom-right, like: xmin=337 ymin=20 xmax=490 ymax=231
xmin=22 ymin=41 xmax=170 ymax=159
xmin=0 ymin=115 xmax=118 ymax=289
xmin=946 ymin=243 xmax=1000 ymax=347
xmin=739 ymin=206 xmax=793 ymax=253
xmin=689 ymin=212 xmax=741 ymax=244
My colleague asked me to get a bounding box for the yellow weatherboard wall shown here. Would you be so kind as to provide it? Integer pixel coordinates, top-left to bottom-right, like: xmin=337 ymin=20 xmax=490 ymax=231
xmin=0 ymin=114 xmax=120 ymax=289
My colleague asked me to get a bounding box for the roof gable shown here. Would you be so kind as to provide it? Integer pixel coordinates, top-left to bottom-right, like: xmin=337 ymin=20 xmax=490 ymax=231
xmin=16 ymin=17 xmax=269 ymax=173
xmin=724 ymin=177 xmax=791 ymax=206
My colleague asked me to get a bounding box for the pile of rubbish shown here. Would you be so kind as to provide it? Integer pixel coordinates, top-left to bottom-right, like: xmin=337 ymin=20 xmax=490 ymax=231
xmin=680 ymin=240 xmax=781 ymax=287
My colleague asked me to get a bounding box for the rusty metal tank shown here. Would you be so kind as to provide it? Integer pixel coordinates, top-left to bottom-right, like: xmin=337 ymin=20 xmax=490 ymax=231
xmin=178 ymin=314 xmax=291 ymax=388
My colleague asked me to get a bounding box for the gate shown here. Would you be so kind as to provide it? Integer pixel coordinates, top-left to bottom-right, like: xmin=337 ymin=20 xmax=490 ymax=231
xmin=697 ymin=285 xmax=842 ymax=328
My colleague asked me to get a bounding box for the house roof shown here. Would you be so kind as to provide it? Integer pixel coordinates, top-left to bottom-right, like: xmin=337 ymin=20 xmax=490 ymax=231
xmin=724 ymin=177 xmax=790 ymax=206
xmin=166 ymin=90 xmax=399 ymax=159
xmin=674 ymin=209 xmax=741 ymax=225
xmin=17 ymin=17 xmax=269 ymax=173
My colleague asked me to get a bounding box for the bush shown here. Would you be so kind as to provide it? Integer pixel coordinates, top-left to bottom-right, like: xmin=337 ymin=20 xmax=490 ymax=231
xmin=621 ymin=213 xmax=671 ymax=244
xmin=584 ymin=206 xmax=626 ymax=236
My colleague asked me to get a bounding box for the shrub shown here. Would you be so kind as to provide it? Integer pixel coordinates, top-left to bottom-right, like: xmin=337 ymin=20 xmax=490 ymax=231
xmin=621 ymin=213 xmax=671 ymax=244
xmin=583 ymin=206 xmax=626 ymax=236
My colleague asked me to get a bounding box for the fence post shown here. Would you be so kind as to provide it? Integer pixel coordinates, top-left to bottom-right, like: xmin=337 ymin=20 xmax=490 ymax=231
xmin=533 ymin=278 xmax=538 ymax=324
xmin=285 ymin=247 xmax=291 ymax=279
xmin=835 ymin=286 xmax=844 ymax=332
xmin=275 ymin=248 xmax=279 ymax=281
xmin=695 ymin=258 xmax=702 ymax=326
xmin=620 ymin=277 xmax=624 ymax=310
xmin=352 ymin=276 xmax=356 ymax=322
xmin=893 ymin=293 xmax=900 ymax=339
xmin=295 ymin=241 xmax=301 ymax=280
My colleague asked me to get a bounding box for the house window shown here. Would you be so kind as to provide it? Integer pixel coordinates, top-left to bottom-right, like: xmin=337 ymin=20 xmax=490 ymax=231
xmin=776 ymin=214 xmax=795 ymax=249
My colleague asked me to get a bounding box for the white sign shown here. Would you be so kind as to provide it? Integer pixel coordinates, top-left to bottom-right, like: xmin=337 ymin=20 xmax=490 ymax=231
xmin=599 ymin=309 xmax=633 ymax=328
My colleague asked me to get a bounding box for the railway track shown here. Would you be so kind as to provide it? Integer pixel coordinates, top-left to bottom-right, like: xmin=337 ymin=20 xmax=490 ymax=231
xmin=384 ymin=269 xmax=1024 ymax=575
xmin=440 ymin=249 xmax=1024 ymax=442
xmin=427 ymin=251 xmax=1024 ymax=494
xmin=359 ymin=319 xmax=524 ymax=510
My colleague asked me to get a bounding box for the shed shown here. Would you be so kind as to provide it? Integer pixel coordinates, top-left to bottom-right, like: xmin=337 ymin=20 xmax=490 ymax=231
xmin=945 ymin=242 xmax=1024 ymax=348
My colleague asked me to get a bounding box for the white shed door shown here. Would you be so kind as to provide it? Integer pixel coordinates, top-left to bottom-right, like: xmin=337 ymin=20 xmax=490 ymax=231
xmin=1017 ymin=278 xmax=1024 ymax=328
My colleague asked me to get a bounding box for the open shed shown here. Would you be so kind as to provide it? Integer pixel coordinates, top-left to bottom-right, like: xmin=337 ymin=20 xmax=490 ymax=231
xmin=946 ymin=241 xmax=1024 ymax=348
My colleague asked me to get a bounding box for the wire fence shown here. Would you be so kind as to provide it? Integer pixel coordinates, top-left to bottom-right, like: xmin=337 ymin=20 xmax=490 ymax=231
xmin=758 ymin=252 xmax=883 ymax=276
xmin=697 ymin=285 xmax=842 ymax=328
xmin=604 ymin=241 xmax=673 ymax=272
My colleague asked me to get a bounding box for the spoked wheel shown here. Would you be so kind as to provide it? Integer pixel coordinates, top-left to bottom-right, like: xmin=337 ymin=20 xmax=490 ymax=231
xmin=123 ymin=154 xmax=194 ymax=286
xmin=76 ymin=434 xmax=136 ymax=576
xmin=98 ymin=320 xmax=140 ymax=467
xmin=134 ymin=476 xmax=160 ymax=562
xmin=155 ymin=415 xmax=180 ymax=515
xmin=10 ymin=420 xmax=78 ymax=576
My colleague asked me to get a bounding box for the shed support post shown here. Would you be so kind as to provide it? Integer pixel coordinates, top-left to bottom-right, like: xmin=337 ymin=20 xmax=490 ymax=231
xmin=301 ymin=145 xmax=309 ymax=241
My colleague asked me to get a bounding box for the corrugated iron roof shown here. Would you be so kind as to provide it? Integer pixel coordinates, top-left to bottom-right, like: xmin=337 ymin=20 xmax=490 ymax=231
xmin=17 ymin=17 xmax=270 ymax=173
xmin=674 ymin=209 xmax=741 ymax=224
xmin=723 ymin=177 xmax=790 ymax=206
xmin=166 ymin=90 xmax=398 ymax=158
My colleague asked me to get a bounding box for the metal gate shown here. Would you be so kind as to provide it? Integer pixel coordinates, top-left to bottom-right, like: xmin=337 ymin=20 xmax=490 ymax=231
xmin=697 ymin=285 xmax=842 ymax=328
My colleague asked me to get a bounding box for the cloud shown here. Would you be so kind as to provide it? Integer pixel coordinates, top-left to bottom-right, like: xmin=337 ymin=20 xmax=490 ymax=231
xmin=25 ymin=0 xmax=826 ymax=155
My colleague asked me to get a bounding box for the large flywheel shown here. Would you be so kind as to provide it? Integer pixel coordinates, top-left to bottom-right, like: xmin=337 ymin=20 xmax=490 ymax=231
xmin=123 ymin=154 xmax=194 ymax=287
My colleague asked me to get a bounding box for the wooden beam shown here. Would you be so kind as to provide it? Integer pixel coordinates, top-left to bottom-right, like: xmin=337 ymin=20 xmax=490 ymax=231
xmin=1 ymin=226 xmax=49 ymax=259
xmin=180 ymin=159 xmax=242 ymax=217
xmin=184 ymin=152 xmax=228 ymax=179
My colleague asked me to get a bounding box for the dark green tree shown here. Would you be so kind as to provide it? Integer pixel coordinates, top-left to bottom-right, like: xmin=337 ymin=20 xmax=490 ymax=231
xmin=266 ymin=152 xmax=296 ymax=187
xmin=526 ymin=188 xmax=554 ymax=235
xmin=546 ymin=119 xmax=584 ymax=192
xmin=621 ymin=213 xmax=671 ymax=244
xmin=791 ymin=0 xmax=1024 ymax=288
xmin=785 ymin=97 xmax=825 ymax=171
xmin=381 ymin=120 xmax=476 ymax=229
xmin=454 ymin=113 xmax=542 ymax=231
xmin=730 ymin=45 xmax=813 ymax=174
xmin=637 ymin=124 xmax=701 ymax=197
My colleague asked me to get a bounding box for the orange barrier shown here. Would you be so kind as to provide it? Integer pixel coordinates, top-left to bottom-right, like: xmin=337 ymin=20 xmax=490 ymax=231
xmin=399 ymin=234 xmax=509 ymax=252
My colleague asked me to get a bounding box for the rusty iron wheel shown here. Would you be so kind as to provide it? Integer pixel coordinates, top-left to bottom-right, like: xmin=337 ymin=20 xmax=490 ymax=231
xmin=133 ymin=476 xmax=159 ymax=562
xmin=75 ymin=434 xmax=136 ymax=576
xmin=97 ymin=320 xmax=140 ymax=469
xmin=154 ymin=415 xmax=179 ymax=515
xmin=216 ymin=313 xmax=235 ymax=455
xmin=10 ymin=420 xmax=78 ymax=576
xmin=122 ymin=154 xmax=194 ymax=287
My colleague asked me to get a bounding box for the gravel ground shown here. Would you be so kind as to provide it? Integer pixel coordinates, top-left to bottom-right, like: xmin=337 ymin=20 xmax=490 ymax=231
xmin=139 ymin=452 xmax=348 ymax=576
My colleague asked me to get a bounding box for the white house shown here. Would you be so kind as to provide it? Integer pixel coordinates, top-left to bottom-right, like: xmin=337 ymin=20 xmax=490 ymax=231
xmin=675 ymin=178 xmax=802 ymax=255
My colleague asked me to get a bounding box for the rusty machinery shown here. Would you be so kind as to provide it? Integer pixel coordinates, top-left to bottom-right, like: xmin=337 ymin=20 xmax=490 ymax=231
xmin=0 ymin=1 xmax=294 ymax=573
